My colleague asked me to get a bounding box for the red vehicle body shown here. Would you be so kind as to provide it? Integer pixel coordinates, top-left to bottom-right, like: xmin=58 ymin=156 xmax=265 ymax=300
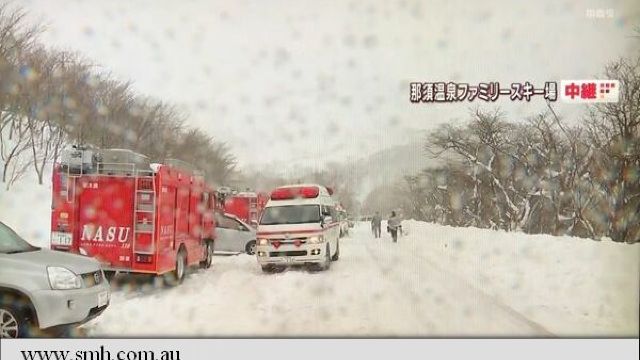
xmin=223 ymin=192 xmax=268 ymax=227
xmin=50 ymin=152 xmax=217 ymax=280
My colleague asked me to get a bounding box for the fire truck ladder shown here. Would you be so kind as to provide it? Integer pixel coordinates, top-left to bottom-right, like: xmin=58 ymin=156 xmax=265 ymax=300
xmin=133 ymin=170 xmax=156 ymax=255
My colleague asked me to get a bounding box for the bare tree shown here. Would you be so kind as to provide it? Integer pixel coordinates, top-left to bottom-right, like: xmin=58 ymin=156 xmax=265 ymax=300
xmin=585 ymin=56 xmax=640 ymax=242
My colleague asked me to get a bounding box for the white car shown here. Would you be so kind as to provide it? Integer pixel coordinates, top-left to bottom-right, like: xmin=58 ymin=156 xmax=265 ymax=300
xmin=214 ymin=213 xmax=257 ymax=255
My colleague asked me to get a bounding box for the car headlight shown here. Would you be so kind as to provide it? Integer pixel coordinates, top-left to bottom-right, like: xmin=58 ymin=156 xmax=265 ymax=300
xmin=258 ymin=238 xmax=268 ymax=245
xmin=308 ymin=235 xmax=324 ymax=244
xmin=47 ymin=266 xmax=82 ymax=290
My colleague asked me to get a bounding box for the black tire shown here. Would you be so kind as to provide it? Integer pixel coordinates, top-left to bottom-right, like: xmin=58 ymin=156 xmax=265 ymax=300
xmin=323 ymin=244 xmax=332 ymax=270
xmin=331 ymin=240 xmax=340 ymax=261
xmin=104 ymin=271 xmax=116 ymax=282
xmin=200 ymin=241 xmax=214 ymax=269
xmin=164 ymin=248 xmax=187 ymax=286
xmin=261 ymin=265 xmax=285 ymax=273
xmin=0 ymin=302 xmax=30 ymax=338
xmin=245 ymin=240 xmax=256 ymax=255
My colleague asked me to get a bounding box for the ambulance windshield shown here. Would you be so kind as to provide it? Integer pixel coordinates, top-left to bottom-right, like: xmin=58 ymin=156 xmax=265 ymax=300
xmin=260 ymin=205 xmax=321 ymax=225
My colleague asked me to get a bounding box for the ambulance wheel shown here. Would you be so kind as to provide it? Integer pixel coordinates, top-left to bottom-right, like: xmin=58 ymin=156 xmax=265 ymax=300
xmin=322 ymin=244 xmax=332 ymax=270
xmin=331 ymin=240 xmax=340 ymax=261
xmin=200 ymin=241 xmax=214 ymax=269
xmin=165 ymin=249 xmax=187 ymax=286
xmin=245 ymin=240 xmax=256 ymax=255
xmin=261 ymin=265 xmax=284 ymax=273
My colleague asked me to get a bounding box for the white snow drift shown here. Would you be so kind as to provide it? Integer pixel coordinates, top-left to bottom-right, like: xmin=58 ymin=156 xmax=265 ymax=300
xmin=1 ymin=182 xmax=637 ymax=336
xmin=83 ymin=221 xmax=638 ymax=337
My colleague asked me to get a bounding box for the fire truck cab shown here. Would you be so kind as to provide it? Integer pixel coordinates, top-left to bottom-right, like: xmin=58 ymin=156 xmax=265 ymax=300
xmin=50 ymin=147 xmax=216 ymax=285
xmin=223 ymin=191 xmax=260 ymax=227
xmin=255 ymin=184 xmax=340 ymax=272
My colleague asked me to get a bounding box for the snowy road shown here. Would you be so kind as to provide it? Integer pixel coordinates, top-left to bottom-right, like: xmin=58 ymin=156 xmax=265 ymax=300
xmin=81 ymin=221 xmax=639 ymax=337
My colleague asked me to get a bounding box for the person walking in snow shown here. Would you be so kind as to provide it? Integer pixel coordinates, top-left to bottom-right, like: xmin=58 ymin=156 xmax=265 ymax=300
xmin=388 ymin=211 xmax=401 ymax=243
xmin=371 ymin=211 xmax=382 ymax=238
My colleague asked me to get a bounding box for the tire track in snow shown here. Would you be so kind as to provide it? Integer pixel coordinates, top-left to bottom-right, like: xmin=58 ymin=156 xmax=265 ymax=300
xmin=358 ymin=226 xmax=555 ymax=336
xmin=411 ymin=249 xmax=555 ymax=336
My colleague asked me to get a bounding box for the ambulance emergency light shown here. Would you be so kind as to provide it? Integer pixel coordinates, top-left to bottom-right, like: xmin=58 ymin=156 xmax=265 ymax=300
xmin=270 ymin=186 xmax=320 ymax=200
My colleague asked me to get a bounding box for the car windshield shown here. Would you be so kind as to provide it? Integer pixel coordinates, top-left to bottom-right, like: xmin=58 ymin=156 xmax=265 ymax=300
xmin=0 ymin=222 xmax=38 ymax=254
xmin=260 ymin=205 xmax=321 ymax=225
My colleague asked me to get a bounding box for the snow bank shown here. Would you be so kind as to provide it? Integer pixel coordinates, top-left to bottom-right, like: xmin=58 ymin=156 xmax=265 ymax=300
xmin=399 ymin=220 xmax=640 ymax=336
xmin=1 ymin=176 xmax=637 ymax=336
xmin=0 ymin=177 xmax=52 ymax=248
xmin=84 ymin=221 xmax=638 ymax=337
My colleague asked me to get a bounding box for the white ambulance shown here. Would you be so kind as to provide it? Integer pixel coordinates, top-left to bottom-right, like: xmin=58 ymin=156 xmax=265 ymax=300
xmin=255 ymin=184 xmax=341 ymax=272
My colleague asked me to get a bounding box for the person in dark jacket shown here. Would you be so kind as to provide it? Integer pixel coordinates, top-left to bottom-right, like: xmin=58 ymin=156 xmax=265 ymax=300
xmin=371 ymin=212 xmax=382 ymax=238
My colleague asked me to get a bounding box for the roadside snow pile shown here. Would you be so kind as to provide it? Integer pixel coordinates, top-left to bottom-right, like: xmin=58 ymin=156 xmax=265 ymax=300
xmin=399 ymin=220 xmax=639 ymax=336
xmin=1 ymin=175 xmax=636 ymax=336
xmin=0 ymin=179 xmax=51 ymax=248
xmin=85 ymin=221 xmax=638 ymax=337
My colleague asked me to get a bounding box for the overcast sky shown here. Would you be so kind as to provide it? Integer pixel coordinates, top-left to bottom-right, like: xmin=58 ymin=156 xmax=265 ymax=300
xmin=16 ymin=0 xmax=640 ymax=171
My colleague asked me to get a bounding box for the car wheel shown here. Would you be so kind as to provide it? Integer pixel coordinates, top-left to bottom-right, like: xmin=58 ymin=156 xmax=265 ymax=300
xmin=331 ymin=240 xmax=340 ymax=261
xmin=104 ymin=271 xmax=116 ymax=282
xmin=200 ymin=241 xmax=214 ymax=269
xmin=164 ymin=248 xmax=187 ymax=286
xmin=245 ymin=240 xmax=256 ymax=255
xmin=0 ymin=304 xmax=26 ymax=338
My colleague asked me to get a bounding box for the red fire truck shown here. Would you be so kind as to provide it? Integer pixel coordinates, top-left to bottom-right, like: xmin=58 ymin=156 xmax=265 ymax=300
xmin=50 ymin=147 xmax=217 ymax=285
xmin=222 ymin=191 xmax=268 ymax=227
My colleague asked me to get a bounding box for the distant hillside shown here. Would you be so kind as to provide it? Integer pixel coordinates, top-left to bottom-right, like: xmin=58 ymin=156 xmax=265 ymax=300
xmin=337 ymin=142 xmax=443 ymax=202
xmin=234 ymin=141 xmax=444 ymax=203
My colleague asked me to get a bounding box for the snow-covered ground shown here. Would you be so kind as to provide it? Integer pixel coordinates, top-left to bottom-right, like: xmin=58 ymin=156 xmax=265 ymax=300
xmin=1 ymin=181 xmax=638 ymax=336
xmin=0 ymin=179 xmax=52 ymax=248
xmin=79 ymin=221 xmax=638 ymax=337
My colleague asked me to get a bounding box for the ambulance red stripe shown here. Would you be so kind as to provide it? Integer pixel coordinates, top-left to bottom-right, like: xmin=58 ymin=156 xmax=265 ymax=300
xmin=257 ymin=222 xmax=339 ymax=236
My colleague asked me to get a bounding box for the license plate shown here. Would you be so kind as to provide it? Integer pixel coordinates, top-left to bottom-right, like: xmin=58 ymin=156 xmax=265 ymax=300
xmin=285 ymin=257 xmax=293 ymax=263
xmin=51 ymin=232 xmax=72 ymax=246
xmin=98 ymin=291 xmax=109 ymax=307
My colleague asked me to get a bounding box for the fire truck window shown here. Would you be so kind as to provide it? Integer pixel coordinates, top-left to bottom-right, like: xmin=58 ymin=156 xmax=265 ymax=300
xmin=59 ymin=174 xmax=67 ymax=188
